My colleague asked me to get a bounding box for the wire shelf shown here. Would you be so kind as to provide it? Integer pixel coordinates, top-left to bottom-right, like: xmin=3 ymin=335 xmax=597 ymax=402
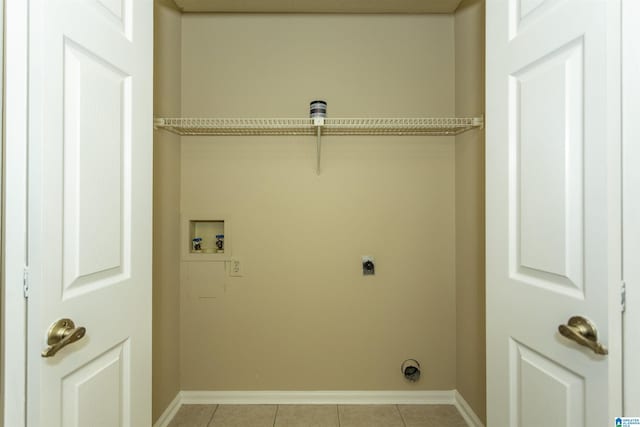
xmin=153 ymin=116 xmax=484 ymax=136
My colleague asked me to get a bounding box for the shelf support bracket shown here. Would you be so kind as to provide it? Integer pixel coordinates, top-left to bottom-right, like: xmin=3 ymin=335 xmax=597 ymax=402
xmin=473 ymin=114 xmax=484 ymax=129
xmin=153 ymin=117 xmax=165 ymax=130
xmin=313 ymin=115 xmax=325 ymax=175
xmin=316 ymin=125 xmax=322 ymax=175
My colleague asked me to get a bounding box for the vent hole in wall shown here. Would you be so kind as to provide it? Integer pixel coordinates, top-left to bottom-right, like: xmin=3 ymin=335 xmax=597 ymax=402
xmin=401 ymin=359 xmax=421 ymax=382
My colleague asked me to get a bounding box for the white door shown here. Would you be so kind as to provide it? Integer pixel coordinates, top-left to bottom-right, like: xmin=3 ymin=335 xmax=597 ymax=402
xmin=26 ymin=0 xmax=153 ymax=426
xmin=486 ymin=0 xmax=622 ymax=426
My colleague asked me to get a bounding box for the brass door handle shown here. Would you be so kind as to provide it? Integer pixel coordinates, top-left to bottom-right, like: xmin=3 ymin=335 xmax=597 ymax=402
xmin=558 ymin=316 xmax=608 ymax=355
xmin=41 ymin=318 xmax=86 ymax=358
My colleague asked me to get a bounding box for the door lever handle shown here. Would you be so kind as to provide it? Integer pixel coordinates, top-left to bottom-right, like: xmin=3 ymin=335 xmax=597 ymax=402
xmin=42 ymin=318 xmax=86 ymax=358
xmin=558 ymin=316 xmax=608 ymax=355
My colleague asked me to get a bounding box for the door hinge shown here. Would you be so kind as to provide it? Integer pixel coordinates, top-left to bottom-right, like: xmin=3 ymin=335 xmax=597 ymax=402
xmin=23 ymin=268 xmax=29 ymax=299
xmin=621 ymin=280 xmax=626 ymax=313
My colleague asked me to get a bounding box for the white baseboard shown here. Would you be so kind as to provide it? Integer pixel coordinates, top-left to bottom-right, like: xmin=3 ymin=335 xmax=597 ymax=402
xmin=180 ymin=390 xmax=456 ymax=405
xmin=153 ymin=391 xmax=182 ymax=427
xmin=154 ymin=389 xmax=484 ymax=427
xmin=454 ymin=390 xmax=485 ymax=427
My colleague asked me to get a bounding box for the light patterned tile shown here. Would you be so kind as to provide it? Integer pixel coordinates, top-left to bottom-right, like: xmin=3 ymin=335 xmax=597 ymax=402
xmin=209 ymin=404 xmax=277 ymax=427
xmin=398 ymin=405 xmax=468 ymax=427
xmin=274 ymin=405 xmax=339 ymax=427
xmin=338 ymin=405 xmax=404 ymax=427
xmin=167 ymin=404 xmax=217 ymax=427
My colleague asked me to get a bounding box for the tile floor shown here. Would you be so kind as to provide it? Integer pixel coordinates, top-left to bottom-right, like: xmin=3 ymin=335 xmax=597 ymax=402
xmin=167 ymin=404 xmax=469 ymax=427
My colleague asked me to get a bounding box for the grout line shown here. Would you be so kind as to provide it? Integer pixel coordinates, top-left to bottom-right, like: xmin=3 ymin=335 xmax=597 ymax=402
xmin=206 ymin=403 xmax=220 ymax=427
xmin=396 ymin=404 xmax=407 ymax=427
xmin=337 ymin=404 xmax=341 ymax=427
xmin=273 ymin=404 xmax=280 ymax=427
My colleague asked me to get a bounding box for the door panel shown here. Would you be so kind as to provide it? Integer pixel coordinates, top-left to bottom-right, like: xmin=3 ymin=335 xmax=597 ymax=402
xmin=27 ymin=0 xmax=152 ymax=425
xmin=510 ymin=339 xmax=585 ymax=427
xmin=62 ymin=341 xmax=130 ymax=427
xmin=486 ymin=0 xmax=621 ymax=425
xmin=511 ymin=0 xmax=557 ymax=39
xmin=63 ymin=38 xmax=131 ymax=296
xmin=511 ymin=37 xmax=584 ymax=295
xmin=91 ymin=0 xmax=133 ymax=41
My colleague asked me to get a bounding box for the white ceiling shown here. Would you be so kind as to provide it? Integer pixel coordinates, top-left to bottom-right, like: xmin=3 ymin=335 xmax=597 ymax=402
xmin=173 ymin=0 xmax=464 ymax=14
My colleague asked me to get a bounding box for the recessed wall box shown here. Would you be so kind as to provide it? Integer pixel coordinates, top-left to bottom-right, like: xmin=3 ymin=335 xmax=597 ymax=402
xmin=182 ymin=215 xmax=230 ymax=261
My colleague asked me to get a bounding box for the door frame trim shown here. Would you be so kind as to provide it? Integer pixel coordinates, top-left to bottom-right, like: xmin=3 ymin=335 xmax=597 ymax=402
xmin=622 ymin=0 xmax=640 ymax=414
xmin=2 ymin=0 xmax=28 ymax=426
xmin=606 ymin=0 xmax=624 ymax=417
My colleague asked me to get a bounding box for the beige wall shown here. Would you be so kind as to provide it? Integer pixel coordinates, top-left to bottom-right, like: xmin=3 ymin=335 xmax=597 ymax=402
xmin=454 ymin=0 xmax=486 ymax=422
xmin=179 ymin=14 xmax=458 ymax=391
xmin=153 ymin=1 xmax=182 ymax=422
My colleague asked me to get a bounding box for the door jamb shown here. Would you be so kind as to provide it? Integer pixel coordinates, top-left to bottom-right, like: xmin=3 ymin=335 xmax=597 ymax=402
xmin=622 ymin=0 xmax=640 ymax=414
xmin=2 ymin=0 xmax=28 ymax=426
